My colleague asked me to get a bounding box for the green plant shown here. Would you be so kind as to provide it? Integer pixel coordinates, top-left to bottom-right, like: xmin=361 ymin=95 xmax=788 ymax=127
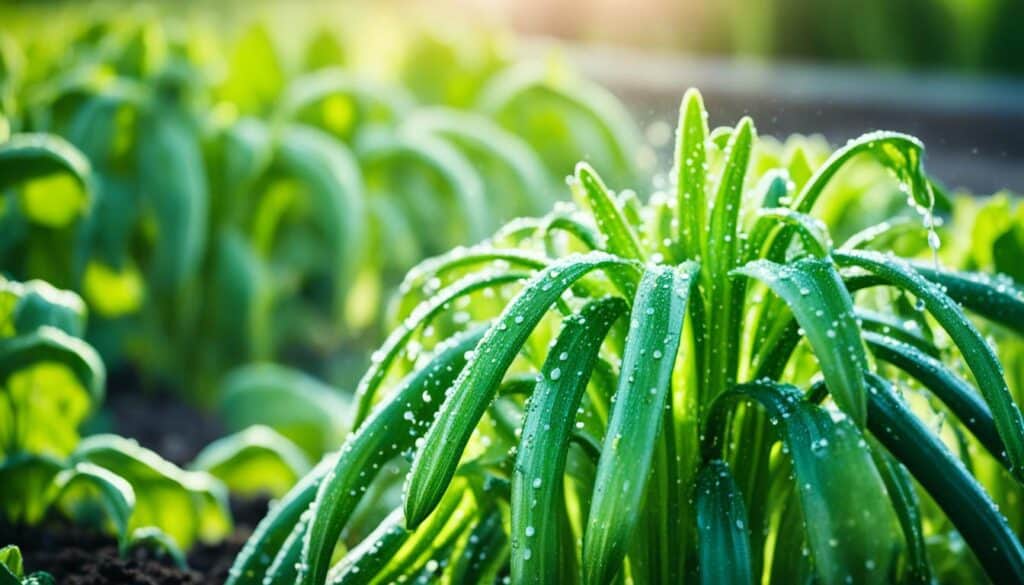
xmin=0 ymin=545 xmax=52 ymax=585
xmin=229 ymin=89 xmax=1024 ymax=585
xmin=0 ymin=276 xmax=233 ymax=555
xmin=0 ymin=14 xmax=640 ymax=401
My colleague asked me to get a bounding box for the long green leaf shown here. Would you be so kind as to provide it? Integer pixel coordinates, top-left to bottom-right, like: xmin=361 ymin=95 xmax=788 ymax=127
xmin=512 ymin=297 xmax=627 ymax=584
xmin=702 ymin=117 xmax=754 ymax=403
xmin=226 ymin=455 xmax=337 ymax=585
xmin=278 ymin=124 xmax=365 ymax=312
xmin=297 ymin=328 xmax=484 ymax=585
xmin=327 ymin=508 xmax=408 ymax=585
xmin=137 ymin=107 xmax=208 ymax=291
xmin=792 ymin=132 xmax=932 ymax=214
xmin=866 ymin=441 xmax=931 ymax=584
xmin=583 ymin=262 xmax=698 ymax=585
xmin=404 ymin=252 xmax=638 ymax=528
xmin=912 ymin=265 xmax=1024 ymax=336
xmin=446 ymin=504 xmax=510 ymax=585
xmin=695 ymin=459 xmax=753 ymax=585
xmin=353 ymin=270 xmax=530 ymax=425
xmin=674 ymin=88 xmax=709 ymax=260
xmin=861 ymin=374 xmax=1024 ymax=584
xmin=735 ymin=257 xmax=869 ymax=426
xmin=864 ymin=331 xmax=1006 ymax=465
xmin=571 ymin=162 xmax=644 ymax=262
xmin=704 ymin=381 xmax=901 ymax=584
xmin=836 ymin=249 xmax=1024 ymax=479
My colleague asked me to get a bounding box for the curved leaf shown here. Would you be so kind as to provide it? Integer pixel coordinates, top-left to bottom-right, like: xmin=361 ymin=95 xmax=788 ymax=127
xmin=861 ymin=374 xmax=1024 ymax=584
xmin=703 ymin=381 xmax=901 ymax=584
xmin=70 ymin=434 xmax=231 ymax=550
xmin=404 ymin=252 xmax=638 ymax=528
xmin=0 ymin=133 xmax=92 ymax=195
xmin=512 ymin=297 xmax=627 ymax=584
xmin=278 ymin=124 xmax=366 ymax=311
xmin=836 ymin=249 xmax=1024 ymax=480
xmin=406 ymin=107 xmax=551 ymax=215
xmin=584 ymin=262 xmax=698 ymax=585
xmin=735 ymin=257 xmax=869 ymax=426
xmin=219 ymin=364 xmax=349 ymax=459
xmin=353 ymin=270 xmax=530 ymax=425
xmin=912 ymin=265 xmax=1024 ymax=336
xmin=864 ymin=331 xmax=1006 ymax=466
xmin=297 ymin=328 xmax=484 ymax=585
xmin=190 ymin=425 xmax=311 ymax=498
xmin=51 ymin=462 xmax=135 ymax=552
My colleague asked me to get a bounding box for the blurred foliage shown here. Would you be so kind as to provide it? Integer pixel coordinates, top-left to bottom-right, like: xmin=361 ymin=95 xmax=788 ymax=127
xmin=0 ymin=276 xmax=239 ymax=554
xmin=0 ymin=6 xmax=640 ymax=402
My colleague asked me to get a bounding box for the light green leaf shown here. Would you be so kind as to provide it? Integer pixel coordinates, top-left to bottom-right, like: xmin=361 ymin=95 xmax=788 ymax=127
xmin=570 ymin=162 xmax=644 ymax=262
xmin=220 ymin=364 xmax=349 ymax=459
xmin=0 ymin=545 xmax=23 ymax=580
xmin=190 ymin=425 xmax=311 ymax=498
xmin=0 ymin=326 xmax=105 ymax=457
xmin=512 ymin=297 xmax=626 ymax=584
xmin=405 ymin=252 xmax=638 ymax=529
xmin=70 ymin=435 xmax=231 ymax=550
xmin=674 ymin=88 xmax=709 ymax=260
xmin=584 ymin=262 xmax=698 ymax=585
xmin=735 ymin=257 xmax=869 ymax=426
xmin=51 ymin=462 xmax=135 ymax=552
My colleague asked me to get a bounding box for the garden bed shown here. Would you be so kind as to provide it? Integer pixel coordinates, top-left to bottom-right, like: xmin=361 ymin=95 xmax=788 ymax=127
xmin=0 ymin=495 xmax=268 ymax=585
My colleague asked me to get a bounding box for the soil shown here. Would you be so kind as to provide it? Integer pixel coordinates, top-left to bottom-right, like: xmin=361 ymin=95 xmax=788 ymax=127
xmin=0 ymin=496 xmax=269 ymax=585
xmin=100 ymin=366 xmax=227 ymax=466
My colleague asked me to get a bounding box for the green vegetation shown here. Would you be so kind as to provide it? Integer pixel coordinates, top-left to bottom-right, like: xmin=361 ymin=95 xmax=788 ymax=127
xmin=228 ymin=90 xmax=1024 ymax=584
xmin=0 ymin=275 xmax=311 ymax=558
xmin=0 ymin=14 xmax=638 ymax=401
xmin=2 ymin=6 xmax=1023 ymax=584
xmin=1 ymin=545 xmax=53 ymax=584
xmin=0 ymin=276 xmax=221 ymax=555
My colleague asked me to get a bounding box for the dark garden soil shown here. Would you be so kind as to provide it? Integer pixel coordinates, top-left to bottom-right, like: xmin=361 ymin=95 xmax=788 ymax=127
xmin=0 ymin=496 xmax=269 ymax=585
xmin=101 ymin=366 xmax=227 ymax=466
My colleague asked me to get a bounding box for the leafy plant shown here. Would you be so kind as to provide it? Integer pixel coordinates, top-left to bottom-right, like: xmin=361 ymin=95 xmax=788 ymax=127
xmin=0 ymin=545 xmax=53 ymax=585
xmin=229 ymin=89 xmax=1024 ymax=585
xmin=0 ymin=276 xmax=232 ymax=554
xmin=0 ymin=15 xmax=640 ymax=401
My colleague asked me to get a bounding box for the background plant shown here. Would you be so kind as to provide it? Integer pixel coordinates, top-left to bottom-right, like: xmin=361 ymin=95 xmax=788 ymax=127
xmin=0 ymin=11 xmax=639 ymax=402
xmin=228 ymin=89 xmax=1024 ymax=585
xmin=0 ymin=274 xmax=322 ymax=567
